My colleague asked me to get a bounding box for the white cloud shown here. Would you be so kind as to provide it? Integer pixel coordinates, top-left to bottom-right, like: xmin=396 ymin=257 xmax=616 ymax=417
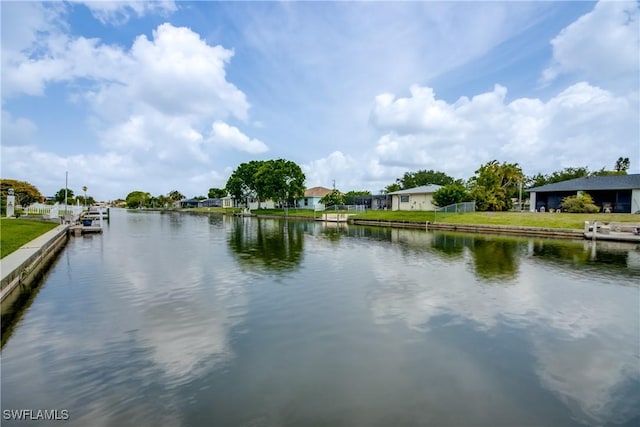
xmin=369 ymin=83 xmax=638 ymax=177
xmin=365 ymin=231 xmax=639 ymax=425
xmin=71 ymin=1 xmax=177 ymax=25
xmin=1 ymin=20 xmax=262 ymax=198
xmin=208 ymin=121 xmax=268 ymax=154
xmin=0 ymin=145 xmax=138 ymax=197
xmin=1 ymin=110 xmax=37 ymax=146
xmin=542 ymin=1 xmax=639 ymax=87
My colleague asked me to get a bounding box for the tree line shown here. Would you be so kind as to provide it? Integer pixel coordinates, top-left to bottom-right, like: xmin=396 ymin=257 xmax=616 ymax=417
xmin=0 ymin=179 xmax=97 ymax=211
xmin=122 ymin=155 xmax=630 ymax=212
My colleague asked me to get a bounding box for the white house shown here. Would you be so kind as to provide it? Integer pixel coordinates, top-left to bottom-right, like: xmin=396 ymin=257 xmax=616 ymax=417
xmin=247 ymin=198 xmax=275 ymax=210
xmin=222 ymin=196 xmax=235 ymax=209
xmin=388 ymin=185 xmax=442 ymax=211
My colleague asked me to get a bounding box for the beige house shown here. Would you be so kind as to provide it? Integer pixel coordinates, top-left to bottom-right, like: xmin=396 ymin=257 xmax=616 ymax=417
xmin=388 ymin=185 xmax=442 ymax=211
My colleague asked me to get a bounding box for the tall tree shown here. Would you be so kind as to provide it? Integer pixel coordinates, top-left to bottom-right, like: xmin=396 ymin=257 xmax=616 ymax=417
xmin=208 ymin=187 xmax=227 ymax=199
xmin=254 ymin=159 xmax=306 ymax=207
xmin=1 ymin=179 xmax=43 ymax=207
xmin=396 ymin=170 xmax=454 ymax=189
xmin=526 ymin=167 xmax=590 ymax=188
xmin=384 ymin=183 xmax=401 ymax=194
xmin=126 ymin=191 xmax=150 ymax=208
xmin=225 ymin=161 xmax=264 ymax=207
xmin=168 ymin=190 xmax=185 ymax=202
xmin=55 ymin=188 xmax=75 ymax=203
xmin=615 ymin=157 xmax=630 ymax=172
xmin=468 ymin=160 xmax=524 ymax=211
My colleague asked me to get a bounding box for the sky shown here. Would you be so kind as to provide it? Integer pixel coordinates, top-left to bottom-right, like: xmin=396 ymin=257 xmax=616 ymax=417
xmin=1 ymin=1 xmax=638 ymax=201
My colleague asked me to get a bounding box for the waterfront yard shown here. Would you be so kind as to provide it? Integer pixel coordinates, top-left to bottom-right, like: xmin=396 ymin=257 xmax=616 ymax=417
xmin=187 ymin=207 xmax=640 ymax=230
xmin=353 ymin=210 xmax=640 ymax=230
xmin=0 ymin=218 xmax=58 ymax=258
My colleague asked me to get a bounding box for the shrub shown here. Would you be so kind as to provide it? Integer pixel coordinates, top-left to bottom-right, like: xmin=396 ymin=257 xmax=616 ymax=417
xmin=560 ymin=194 xmax=599 ymax=213
xmin=433 ymin=183 xmax=471 ymax=207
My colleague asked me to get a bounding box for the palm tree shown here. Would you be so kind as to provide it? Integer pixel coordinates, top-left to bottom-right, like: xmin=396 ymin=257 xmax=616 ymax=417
xmin=82 ymin=186 xmax=88 ymax=207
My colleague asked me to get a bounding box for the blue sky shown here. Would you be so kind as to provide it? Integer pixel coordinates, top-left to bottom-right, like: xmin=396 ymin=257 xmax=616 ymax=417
xmin=1 ymin=1 xmax=638 ymax=201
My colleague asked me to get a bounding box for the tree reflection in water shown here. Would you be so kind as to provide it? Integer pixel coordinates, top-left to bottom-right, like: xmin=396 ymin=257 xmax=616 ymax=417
xmin=468 ymin=237 xmax=521 ymax=282
xmin=228 ymin=218 xmax=304 ymax=272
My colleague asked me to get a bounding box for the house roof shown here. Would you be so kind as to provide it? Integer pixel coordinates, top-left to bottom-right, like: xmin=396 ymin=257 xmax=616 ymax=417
xmin=304 ymin=186 xmax=332 ymax=197
xmin=388 ymin=185 xmax=443 ymax=195
xmin=528 ymin=174 xmax=640 ymax=192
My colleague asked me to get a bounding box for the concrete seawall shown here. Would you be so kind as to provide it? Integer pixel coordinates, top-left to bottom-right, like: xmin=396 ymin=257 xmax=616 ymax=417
xmin=1 ymin=224 xmax=70 ymax=315
xmin=351 ymin=219 xmax=585 ymax=239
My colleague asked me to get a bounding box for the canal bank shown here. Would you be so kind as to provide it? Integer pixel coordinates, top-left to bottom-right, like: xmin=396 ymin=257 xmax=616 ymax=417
xmin=351 ymin=219 xmax=585 ymax=239
xmin=1 ymin=224 xmax=70 ymax=321
xmin=170 ymin=208 xmax=640 ymax=241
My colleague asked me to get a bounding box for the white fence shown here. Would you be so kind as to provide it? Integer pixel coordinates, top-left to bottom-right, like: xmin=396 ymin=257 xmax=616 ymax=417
xmin=326 ymin=204 xmax=367 ymax=213
xmin=24 ymin=202 xmax=83 ymax=218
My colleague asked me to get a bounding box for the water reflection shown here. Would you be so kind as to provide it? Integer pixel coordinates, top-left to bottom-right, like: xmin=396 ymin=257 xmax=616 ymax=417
xmin=228 ymin=218 xmax=304 ymax=272
xmin=1 ymin=215 xmax=638 ymax=427
xmin=366 ymin=228 xmax=639 ymax=426
xmin=468 ymin=237 xmax=520 ymax=281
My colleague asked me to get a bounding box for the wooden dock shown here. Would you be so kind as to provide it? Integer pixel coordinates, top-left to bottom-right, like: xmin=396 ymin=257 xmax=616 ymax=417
xmin=70 ymin=224 xmax=103 ymax=236
xmin=583 ymin=221 xmax=640 ymax=243
xmin=316 ymin=213 xmax=350 ymax=222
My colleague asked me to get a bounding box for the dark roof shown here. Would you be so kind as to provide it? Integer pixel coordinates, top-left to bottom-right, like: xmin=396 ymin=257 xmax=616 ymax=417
xmin=529 ymin=174 xmax=640 ymax=192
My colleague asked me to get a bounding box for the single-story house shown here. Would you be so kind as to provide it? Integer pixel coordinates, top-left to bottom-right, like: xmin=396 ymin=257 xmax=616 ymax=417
xmin=247 ymin=198 xmax=275 ymax=210
xmin=388 ymin=185 xmax=442 ymax=211
xmin=222 ymin=196 xmax=235 ymax=209
xmin=297 ymin=186 xmax=332 ymax=210
xmin=528 ymin=174 xmax=640 ymax=213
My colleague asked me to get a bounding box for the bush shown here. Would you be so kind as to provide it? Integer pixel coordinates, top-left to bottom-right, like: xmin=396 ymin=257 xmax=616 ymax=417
xmin=433 ymin=183 xmax=471 ymax=207
xmin=560 ymin=194 xmax=599 ymax=213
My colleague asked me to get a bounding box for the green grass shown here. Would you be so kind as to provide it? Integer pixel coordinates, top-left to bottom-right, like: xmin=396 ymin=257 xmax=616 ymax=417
xmin=184 ymin=206 xmax=640 ymax=230
xmin=352 ymin=211 xmax=640 ymax=230
xmin=1 ymin=219 xmax=58 ymax=258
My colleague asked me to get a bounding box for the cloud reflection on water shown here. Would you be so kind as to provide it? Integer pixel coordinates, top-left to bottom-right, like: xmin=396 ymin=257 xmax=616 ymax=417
xmin=366 ymin=229 xmax=640 ymax=425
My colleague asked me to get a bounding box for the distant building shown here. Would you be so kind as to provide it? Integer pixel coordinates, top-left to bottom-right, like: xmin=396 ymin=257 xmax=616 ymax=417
xmin=528 ymin=174 xmax=640 ymax=213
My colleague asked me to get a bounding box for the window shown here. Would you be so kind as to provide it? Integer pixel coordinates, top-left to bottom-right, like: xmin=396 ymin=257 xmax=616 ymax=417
xmin=305 ymin=198 xmax=308 ymax=206
xmin=400 ymin=195 xmax=409 ymax=203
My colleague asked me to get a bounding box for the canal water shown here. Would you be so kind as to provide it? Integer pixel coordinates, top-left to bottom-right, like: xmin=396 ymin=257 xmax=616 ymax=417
xmin=1 ymin=209 xmax=639 ymax=426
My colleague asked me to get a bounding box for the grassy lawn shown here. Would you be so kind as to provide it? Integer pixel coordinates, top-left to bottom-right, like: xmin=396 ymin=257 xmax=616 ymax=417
xmin=184 ymin=206 xmax=639 ymax=230
xmin=352 ymin=211 xmax=640 ymax=230
xmin=1 ymin=219 xmax=58 ymax=258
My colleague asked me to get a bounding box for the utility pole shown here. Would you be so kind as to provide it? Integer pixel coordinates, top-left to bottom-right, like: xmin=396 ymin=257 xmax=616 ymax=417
xmin=65 ymin=171 xmax=68 ymax=217
xmin=518 ymin=181 xmax=523 ymax=212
